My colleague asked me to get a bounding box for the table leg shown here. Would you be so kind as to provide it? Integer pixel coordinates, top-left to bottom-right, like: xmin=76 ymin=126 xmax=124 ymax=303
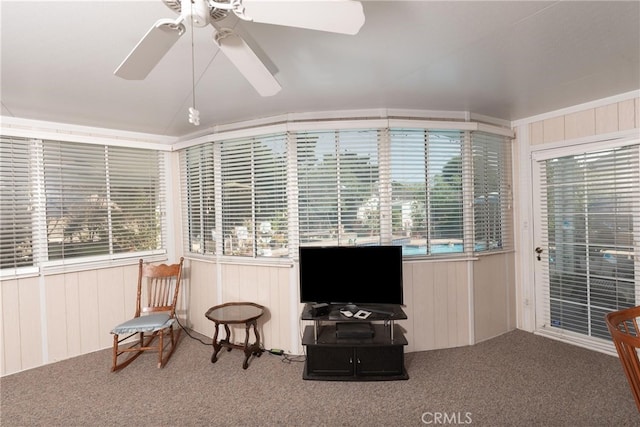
xmin=253 ymin=322 xmax=262 ymax=359
xmin=211 ymin=322 xmax=221 ymax=363
xmin=241 ymin=320 xmax=264 ymax=369
xmin=224 ymin=324 xmax=232 ymax=351
xmin=242 ymin=321 xmax=252 ymax=369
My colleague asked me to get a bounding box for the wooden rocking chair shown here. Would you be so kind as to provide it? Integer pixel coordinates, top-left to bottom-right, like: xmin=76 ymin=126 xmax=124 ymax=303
xmin=111 ymin=257 xmax=184 ymax=372
xmin=605 ymin=305 xmax=640 ymax=412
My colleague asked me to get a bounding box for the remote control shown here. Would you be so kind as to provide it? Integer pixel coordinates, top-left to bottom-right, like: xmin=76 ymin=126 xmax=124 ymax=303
xmin=339 ymin=309 xmax=354 ymax=318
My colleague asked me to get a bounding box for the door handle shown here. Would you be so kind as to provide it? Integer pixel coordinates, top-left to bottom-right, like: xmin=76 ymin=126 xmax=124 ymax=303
xmin=535 ymin=247 xmax=543 ymax=261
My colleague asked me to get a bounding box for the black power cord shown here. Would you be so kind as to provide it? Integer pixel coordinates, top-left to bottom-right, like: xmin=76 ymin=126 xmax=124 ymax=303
xmin=175 ymin=316 xmax=212 ymax=346
xmin=175 ymin=316 xmax=305 ymax=364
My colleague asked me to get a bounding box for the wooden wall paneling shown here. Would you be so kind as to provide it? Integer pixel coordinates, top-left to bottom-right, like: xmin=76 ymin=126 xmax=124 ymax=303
xmin=618 ymin=99 xmax=636 ymax=130
xmin=564 ymin=108 xmax=596 ymax=139
xmin=63 ymin=272 xmax=82 ymax=358
xmin=446 ymin=262 xmax=460 ymax=348
xmin=256 ymin=266 xmax=270 ymax=350
xmin=595 ymin=104 xmax=619 ymax=134
xmin=530 ymin=121 xmax=544 ymax=145
xmin=472 ymin=257 xmax=490 ymax=341
xmin=543 ymin=116 xmax=565 ymax=143
xmin=474 ymin=255 xmax=495 ymax=341
xmin=261 ymin=266 xmax=278 ymax=350
xmin=187 ymin=260 xmax=217 ymax=337
xmin=239 ymin=265 xmax=260 ymax=303
xmin=507 ymin=252 xmax=517 ymax=330
xmin=473 ymin=253 xmax=513 ymax=342
xmin=184 ymin=260 xmax=199 ymax=330
xmin=96 ymin=266 xmax=125 ymax=349
xmin=77 ymin=270 xmax=100 ymax=353
xmin=433 ymin=262 xmax=450 ymax=348
xmin=18 ymin=277 xmax=43 ymax=370
xmin=273 ymin=267 xmax=287 ymax=351
xmin=45 ymin=274 xmax=69 ymax=363
xmin=564 ymin=109 xmax=595 ymax=140
xmin=185 ymin=259 xmax=199 ymax=331
xmin=275 ymin=267 xmax=290 ymax=351
xmin=254 ymin=265 xmax=287 ymax=351
xmin=453 ymin=261 xmax=471 ymax=347
xmin=1 ymin=279 xmax=22 ymax=374
xmin=123 ymin=263 xmax=139 ymax=321
xmin=221 ymin=263 xmax=241 ymax=302
xmin=408 ymin=262 xmax=436 ymax=351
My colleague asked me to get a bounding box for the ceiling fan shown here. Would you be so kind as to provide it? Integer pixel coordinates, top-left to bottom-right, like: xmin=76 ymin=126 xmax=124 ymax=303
xmin=114 ymin=0 xmax=365 ymax=97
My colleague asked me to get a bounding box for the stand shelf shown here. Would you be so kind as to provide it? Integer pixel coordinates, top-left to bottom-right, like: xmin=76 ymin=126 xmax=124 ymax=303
xmin=301 ymin=304 xmax=409 ymax=381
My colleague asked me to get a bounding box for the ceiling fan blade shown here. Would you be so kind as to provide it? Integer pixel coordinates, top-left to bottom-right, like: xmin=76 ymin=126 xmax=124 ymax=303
xmin=115 ymin=19 xmax=185 ymax=80
xmin=214 ymin=29 xmax=282 ymax=97
xmin=241 ymin=0 xmax=365 ymax=35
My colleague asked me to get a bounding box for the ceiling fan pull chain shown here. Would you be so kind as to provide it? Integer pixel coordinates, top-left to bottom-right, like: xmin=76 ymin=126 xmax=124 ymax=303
xmin=188 ymin=0 xmax=200 ymax=126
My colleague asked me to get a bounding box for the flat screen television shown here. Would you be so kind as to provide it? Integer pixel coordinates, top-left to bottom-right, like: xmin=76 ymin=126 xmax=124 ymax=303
xmin=298 ymin=245 xmax=403 ymax=307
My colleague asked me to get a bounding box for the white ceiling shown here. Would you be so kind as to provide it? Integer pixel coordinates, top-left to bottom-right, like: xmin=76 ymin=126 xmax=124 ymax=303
xmin=1 ymin=1 xmax=639 ymax=139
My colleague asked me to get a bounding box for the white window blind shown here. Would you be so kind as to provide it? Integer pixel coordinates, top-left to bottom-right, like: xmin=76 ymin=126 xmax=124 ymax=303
xmin=472 ymin=132 xmax=512 ymax=252
xmin=220 ymin=133 xmax=288 ymax=257
xmin=389 ymin=129 xmax=465 ymax=256
xmin=180 ymin=143 xmax=216 ymax=255
xmin=539 ymin=144 xmax=639 ymax=342
xmin=0 ymin=137 xmax=35 ymax=272
xmin=42 ymin=140 xmax=165 ymax=262
xmin=296 ymin=129 xmax=381 ymax=248
xmin=180 ymin=125 xmax=512 ymax=260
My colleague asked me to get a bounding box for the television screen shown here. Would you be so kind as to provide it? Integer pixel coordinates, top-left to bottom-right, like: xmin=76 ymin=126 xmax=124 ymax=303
xmin=298 ymin=246 xmax=403 ymax=306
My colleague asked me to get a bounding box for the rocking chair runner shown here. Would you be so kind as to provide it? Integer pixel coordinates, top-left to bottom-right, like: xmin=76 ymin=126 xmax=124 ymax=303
xmin=605 ymin=305 xmax=640 ymax=412
xmin=111 ymin=257 xmax=184 ymax=372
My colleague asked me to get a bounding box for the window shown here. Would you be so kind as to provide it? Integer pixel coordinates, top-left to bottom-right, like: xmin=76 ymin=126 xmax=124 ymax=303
xmin=181 ymin=143 xmax=216 ymax=255
xmin=0 ymin=137 xmax=34 ymax=272
xmin=180 ymin=124 xmax=513 ymax=259
xmin=0 ymin=137 xmax=166 ymax=275
xmin=296 ymin=129 xmax=380 ymax=247
xmin=42 ymin=141 xmax=165 ymax=262
xmin=472 ymin=132 xmax=512 ymax=252
xmin=220 ymin=133 xmax=288 ymax=257
xmin=389 ymin=129 xmax=464 ymax=256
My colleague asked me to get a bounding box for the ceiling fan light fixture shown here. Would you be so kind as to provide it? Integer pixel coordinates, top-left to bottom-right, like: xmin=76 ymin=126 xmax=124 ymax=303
xmin=164 ymin=0 xmax=233 ymax=22
xmin=181 ymin=0 xmax=210 ymax=27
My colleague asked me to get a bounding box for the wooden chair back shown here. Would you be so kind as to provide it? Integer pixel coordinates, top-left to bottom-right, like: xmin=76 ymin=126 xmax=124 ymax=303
xmin=136 ymin=259 xmax=183 ymax=318
xmin=606 ymin=305 xmax=640 ymax=412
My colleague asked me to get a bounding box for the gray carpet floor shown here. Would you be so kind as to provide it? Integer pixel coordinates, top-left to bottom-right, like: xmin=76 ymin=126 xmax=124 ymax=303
xmin=1 ymin=329 xmax=638 ymax=426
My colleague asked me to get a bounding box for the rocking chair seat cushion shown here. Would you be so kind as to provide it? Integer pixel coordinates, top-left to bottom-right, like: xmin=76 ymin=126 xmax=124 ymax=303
xmin=112 ymin=313 xmax=174 ymax=335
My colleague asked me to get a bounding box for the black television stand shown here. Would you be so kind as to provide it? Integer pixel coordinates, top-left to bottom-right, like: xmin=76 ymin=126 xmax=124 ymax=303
xmin=300 ymin=303 xmax=408 ymax=381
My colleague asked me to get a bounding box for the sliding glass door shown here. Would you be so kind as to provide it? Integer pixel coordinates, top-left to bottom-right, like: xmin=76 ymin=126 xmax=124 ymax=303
xmin=532 ymin=139 xmax=640 ymax=350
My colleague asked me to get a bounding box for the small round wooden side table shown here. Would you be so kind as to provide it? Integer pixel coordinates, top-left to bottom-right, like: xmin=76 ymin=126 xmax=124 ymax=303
xmin=205 ymin=302 xmax=265 ymax=369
